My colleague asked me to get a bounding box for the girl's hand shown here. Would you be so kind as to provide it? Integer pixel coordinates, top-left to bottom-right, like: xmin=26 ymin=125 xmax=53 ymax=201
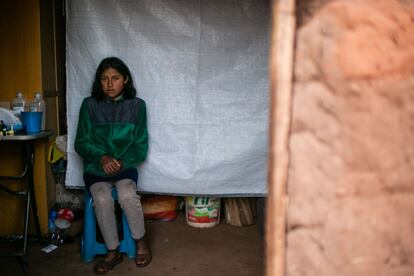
xmin=100 ymin=155 xmax=122 ymax=175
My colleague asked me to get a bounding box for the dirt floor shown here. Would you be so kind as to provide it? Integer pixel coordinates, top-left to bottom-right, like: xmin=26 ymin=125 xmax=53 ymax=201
xmin=1 ymin=212 xmax=264 ymax=276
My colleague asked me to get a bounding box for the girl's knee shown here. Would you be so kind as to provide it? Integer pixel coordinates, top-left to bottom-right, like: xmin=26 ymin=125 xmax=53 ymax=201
xmin=93 ymin=193 xmax=113 ymax=209
xmin=118 ymin=192 xmax=140 ymax=207
xmin=117 ymin=180 xmax=138 ymax=198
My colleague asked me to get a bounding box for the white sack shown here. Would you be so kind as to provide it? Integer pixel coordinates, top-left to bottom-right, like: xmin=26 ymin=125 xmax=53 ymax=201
xmin=66 ymin=0 xmax=269 ymax=196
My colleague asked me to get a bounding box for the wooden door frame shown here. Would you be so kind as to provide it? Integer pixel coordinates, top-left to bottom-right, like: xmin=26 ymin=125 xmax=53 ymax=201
xmin=266 ymin=0 xmax=296 ymax=275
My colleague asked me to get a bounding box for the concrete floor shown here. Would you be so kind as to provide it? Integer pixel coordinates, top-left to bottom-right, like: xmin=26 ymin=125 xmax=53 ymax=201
xmin=1 ymin=212 xmax=264 ymax=275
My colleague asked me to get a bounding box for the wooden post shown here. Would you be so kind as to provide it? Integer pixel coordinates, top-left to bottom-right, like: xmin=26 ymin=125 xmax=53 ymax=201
xmin=266 ymin=0 xmax=296 ymax=275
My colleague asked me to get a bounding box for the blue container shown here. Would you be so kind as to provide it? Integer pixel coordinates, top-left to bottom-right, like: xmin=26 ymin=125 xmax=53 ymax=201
xmin=21 ymin=111 xmax=42 ymax=133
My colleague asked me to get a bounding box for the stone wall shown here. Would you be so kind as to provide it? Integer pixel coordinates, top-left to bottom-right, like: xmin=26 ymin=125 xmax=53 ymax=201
xmin=287 ymin=0 xmax=414 ymax=275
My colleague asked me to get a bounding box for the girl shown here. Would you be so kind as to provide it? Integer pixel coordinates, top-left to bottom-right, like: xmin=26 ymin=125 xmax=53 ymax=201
xmin=75 ymin=57 xmax=151 ymax=274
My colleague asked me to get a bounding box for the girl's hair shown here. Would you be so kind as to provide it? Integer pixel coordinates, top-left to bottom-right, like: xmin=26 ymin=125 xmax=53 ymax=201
xmin=91 ymin=57 xmax=137 ymax=100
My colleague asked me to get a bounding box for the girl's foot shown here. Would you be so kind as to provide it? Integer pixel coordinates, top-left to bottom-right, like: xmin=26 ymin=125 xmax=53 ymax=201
xmin=94 ymin=251 xmax=123 ymax=274
xmin=135 ymin=237 xmax=152 ymax=267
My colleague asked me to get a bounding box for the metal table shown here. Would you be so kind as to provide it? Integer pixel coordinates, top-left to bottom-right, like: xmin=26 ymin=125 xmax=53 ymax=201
xmin=0 ymin=130 xmax=53 ymax=272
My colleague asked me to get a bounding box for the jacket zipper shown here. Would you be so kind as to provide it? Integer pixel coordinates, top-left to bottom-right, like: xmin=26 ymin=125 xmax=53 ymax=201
xmin=111 ymin=100 xmax=115 ymax=139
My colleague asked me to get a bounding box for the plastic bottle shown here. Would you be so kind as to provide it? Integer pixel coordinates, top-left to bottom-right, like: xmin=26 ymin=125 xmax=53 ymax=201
xmin=48 ymin=209 xmax=58 ymax=235
xmin=11 ymin=91 xmax=26 ymax=121
xmin=32 ymin=92 xmax=46 ymax=130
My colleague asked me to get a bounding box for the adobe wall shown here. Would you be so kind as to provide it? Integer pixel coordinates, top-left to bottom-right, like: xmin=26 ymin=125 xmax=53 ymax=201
xmin=287 ymin=0 xmax=414 ymax=275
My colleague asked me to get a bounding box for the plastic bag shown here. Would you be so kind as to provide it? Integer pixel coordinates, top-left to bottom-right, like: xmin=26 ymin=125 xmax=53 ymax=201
xmin=0 ymin=107 xmax=22 ymax=131
xmin=142 ymin=196 xmax=179 ymax=221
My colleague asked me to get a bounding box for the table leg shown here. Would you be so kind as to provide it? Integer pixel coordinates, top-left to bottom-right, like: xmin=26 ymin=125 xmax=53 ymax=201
xmin=17 ymin=256 xmax=28 ymax=274
xmin=22 ymin=183 xmax=31 ymax=255
xmin=26 ymin=143 xmax=42 ymax=241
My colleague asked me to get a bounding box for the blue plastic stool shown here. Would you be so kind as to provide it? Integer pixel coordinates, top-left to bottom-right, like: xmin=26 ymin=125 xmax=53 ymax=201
xmin=81 ymin=188 xmax=136 ymax=262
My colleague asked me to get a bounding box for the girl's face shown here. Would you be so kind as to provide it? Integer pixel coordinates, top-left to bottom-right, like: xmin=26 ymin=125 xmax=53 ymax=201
xmin=100 ymin=67 xmax=128 ymax=99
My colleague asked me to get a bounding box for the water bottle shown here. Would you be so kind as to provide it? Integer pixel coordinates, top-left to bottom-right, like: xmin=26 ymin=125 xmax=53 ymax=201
xmin=11 ymin=91 xmax=26 ymax=121
xmin=48 ymin=209 xmax=64 ymax=245
xmin=48 ymin=209 xmax=58 ymax=234
xmin=32 ymin=92 xmax=46 ymax=130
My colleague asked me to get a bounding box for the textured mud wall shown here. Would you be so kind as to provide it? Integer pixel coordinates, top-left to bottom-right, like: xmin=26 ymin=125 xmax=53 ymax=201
xmin=287 ymin=0 xmax=414 ymax=275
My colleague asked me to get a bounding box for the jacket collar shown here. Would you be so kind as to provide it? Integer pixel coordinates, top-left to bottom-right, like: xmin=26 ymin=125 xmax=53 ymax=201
xmin=104 ymin=93 xmax=124 ymax=102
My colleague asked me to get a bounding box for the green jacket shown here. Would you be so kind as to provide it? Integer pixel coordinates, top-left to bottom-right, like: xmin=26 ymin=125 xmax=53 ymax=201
xmin=74 ymin=96 xmax=148 ymax=176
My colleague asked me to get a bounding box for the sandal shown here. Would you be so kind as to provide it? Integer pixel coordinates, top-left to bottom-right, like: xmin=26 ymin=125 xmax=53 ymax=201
xmin=135 ymin=236 xmax=152 ymax=267
xmin=94 ymin=252 xmax=123 ymax=274
xmin=135 ymin=252 xmax=152 ymax=267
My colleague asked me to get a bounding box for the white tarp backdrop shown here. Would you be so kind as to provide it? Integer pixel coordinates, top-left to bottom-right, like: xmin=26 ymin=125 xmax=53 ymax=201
xmin=66 ymin=0 xmax=269 ymax=196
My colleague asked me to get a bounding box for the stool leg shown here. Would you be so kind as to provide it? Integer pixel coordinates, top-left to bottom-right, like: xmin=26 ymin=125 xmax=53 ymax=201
xmin=82 ymin=197 xmax=96 ymax=262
